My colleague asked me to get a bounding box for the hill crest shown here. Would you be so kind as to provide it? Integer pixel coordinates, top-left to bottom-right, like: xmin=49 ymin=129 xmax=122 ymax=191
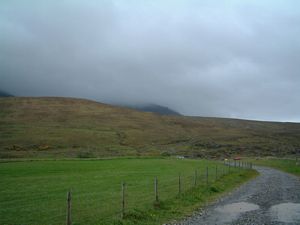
xmin=0 ymin=97 xmax=300 ymax=159
xmin=125 ymin=103 xmax=181 ymax=116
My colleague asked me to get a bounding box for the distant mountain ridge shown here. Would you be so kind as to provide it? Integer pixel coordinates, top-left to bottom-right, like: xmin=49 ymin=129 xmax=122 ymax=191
xmin=127 ymin=104 xmax=181 ymax=116
xmin=0 ymin=90 xmax=13 ymax=97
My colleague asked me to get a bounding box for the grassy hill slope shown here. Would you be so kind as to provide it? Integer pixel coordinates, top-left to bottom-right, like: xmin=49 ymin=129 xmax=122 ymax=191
xmin=1 ymin=97 xmax=300 ymax=158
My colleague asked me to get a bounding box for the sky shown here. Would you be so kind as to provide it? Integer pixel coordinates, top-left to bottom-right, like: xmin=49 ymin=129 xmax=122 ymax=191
xmin=1 ymin=0 xmax=300 ymax=122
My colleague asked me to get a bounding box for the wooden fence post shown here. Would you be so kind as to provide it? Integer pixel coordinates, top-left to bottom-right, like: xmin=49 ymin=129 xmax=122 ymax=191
xmin=66 ymin=191 xmax=72 ymax=225
xmin=194 ymin=170 xmax=197 ymax=186
xmin=178 ymin=174 xmax=181 ymax=194
xmin=155 ymin=177 xmax=158 ymax=202
xmin=121 ymin=182 xmax=125 ymax=219
xmin=206 ymin=166 xmax=209 ymax=186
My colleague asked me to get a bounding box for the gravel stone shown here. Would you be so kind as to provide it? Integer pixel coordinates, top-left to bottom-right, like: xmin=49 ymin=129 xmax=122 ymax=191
xmin=175 ymin=167 xmax=300 ymax=225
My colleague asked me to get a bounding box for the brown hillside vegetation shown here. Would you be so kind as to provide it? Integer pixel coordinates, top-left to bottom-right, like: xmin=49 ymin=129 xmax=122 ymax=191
xmin=0 ymin=97 xmax=300 ymax=158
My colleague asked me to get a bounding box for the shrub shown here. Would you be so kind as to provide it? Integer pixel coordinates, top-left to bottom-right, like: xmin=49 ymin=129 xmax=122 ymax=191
xmin=77 ymin=151 xmax=95 ymax=158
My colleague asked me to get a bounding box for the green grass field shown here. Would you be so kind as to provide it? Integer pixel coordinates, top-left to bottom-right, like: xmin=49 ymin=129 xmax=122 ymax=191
xmin=0 ymin=158 xmax=257 ymax=225
xmin=251 ymin=158 xmax=300 ymax=176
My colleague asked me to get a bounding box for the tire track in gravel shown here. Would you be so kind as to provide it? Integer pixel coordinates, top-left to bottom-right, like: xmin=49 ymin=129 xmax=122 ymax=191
xmin=177 ymin=166 xmax=300 ymax=225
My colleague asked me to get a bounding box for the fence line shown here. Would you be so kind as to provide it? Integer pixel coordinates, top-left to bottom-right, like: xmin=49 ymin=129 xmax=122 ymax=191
xmin=155 ymin=177 xmax=158 ymax=202
xmin=121 ymin=182 xmax=125 ymax=219
xmin=18 ymin=160 xmax=253 ymax=225
xmin=66 ymin=191 xmax=72 ymax=225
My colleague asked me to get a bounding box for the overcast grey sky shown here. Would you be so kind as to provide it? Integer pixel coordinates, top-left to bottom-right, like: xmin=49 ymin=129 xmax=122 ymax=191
xmin=1 ymin=0 xmax=300 ymax=122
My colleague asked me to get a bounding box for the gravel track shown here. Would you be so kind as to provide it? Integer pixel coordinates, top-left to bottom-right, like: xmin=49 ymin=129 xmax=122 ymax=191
xmin=177 ymin=167 xmax=300 ymax=225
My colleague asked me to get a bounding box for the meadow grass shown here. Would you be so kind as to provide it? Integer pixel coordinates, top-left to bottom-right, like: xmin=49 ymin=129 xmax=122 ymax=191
xmin=250 ymin=158 xmax=300 ymax=176
xmin=0 ymin=158 xmax=257 ymax=225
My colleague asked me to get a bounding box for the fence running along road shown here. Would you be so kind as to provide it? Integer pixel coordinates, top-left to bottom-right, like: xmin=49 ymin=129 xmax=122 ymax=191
xmin=62 ymin=160 xmax=253 ymax=225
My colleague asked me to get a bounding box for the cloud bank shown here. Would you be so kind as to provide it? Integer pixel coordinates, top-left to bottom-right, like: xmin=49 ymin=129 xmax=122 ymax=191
xmin=1 ymin=0 xmax=300 ymax=121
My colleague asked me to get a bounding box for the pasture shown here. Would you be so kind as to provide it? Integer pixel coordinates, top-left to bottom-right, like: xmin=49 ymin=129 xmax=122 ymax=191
xmin=0 ymin=158 xmax=256 ymax=225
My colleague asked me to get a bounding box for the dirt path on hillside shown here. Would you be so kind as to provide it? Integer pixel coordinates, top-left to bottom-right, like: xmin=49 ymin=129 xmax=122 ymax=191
xmin=177 ymin=166 xmax=300 ymax=225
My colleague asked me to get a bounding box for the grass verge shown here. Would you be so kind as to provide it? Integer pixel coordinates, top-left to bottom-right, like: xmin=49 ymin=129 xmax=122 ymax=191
xmin=250 ymin=158 xmax=300 ymax=177
xmin=117 ymin=168 xmax=257 ymax=225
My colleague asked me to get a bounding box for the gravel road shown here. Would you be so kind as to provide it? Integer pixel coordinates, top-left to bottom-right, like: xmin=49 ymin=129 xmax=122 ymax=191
xmin=177 ymin=166 xmax=300 ymax=225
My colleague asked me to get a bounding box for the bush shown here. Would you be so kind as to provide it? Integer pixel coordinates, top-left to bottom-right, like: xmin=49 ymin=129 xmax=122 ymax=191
xmin=160 ymin=151 xmax=171 ymax=157
xmin=77 ymin=151 xmax=95 ymax=158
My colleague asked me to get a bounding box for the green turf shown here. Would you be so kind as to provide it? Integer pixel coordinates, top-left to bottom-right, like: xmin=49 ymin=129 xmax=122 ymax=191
xmin=250 ymin=158 xmax=300 ymax=176
xmin=0 ymin=158 xmax=256 ymax=225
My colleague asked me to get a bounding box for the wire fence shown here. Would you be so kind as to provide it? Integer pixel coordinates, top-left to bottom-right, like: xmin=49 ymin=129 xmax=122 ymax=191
xmin=0 ymin=160 xmax=253 ymax=225
xmin=65 ymin=160 xmax=252 ymax=225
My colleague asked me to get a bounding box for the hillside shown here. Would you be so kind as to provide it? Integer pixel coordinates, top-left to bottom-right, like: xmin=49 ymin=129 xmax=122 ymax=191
xmin=0 ymin=97 xmax=300 ymax=158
